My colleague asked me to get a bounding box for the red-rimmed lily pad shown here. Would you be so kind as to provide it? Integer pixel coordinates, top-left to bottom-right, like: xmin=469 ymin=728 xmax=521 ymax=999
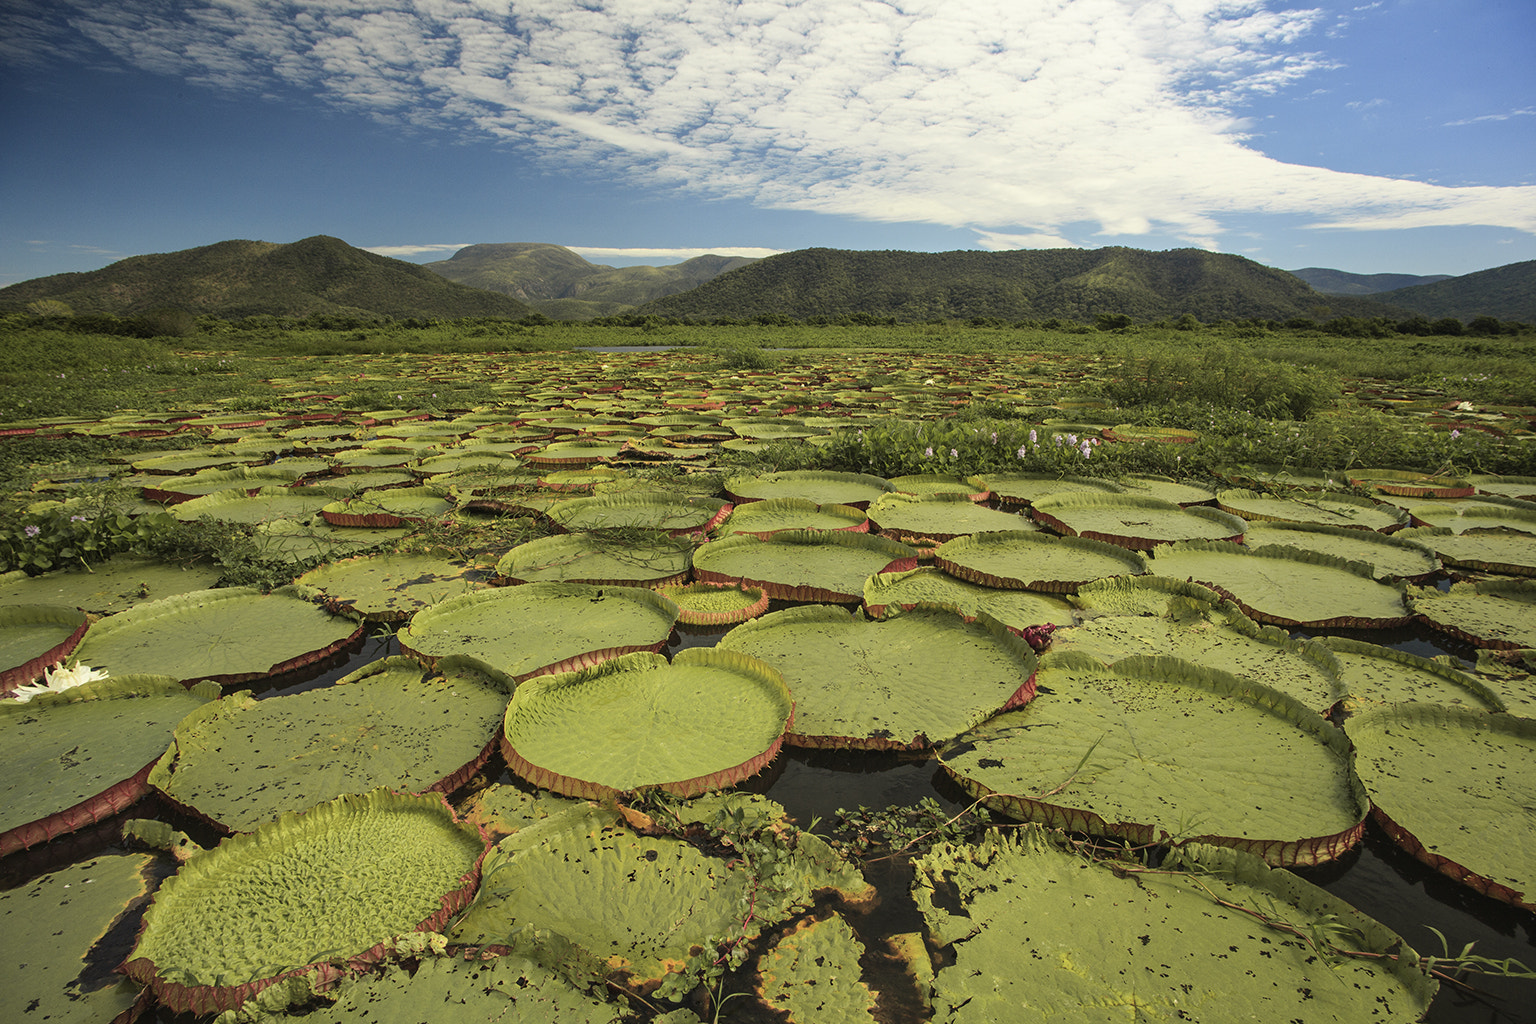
xmin=867 ymin=491 xmax=1032 ymax=543
xmin=718 ymin=604 xmax=1036 ymax=750
xmin=886 ymin=474 xmax=990 ymax=500
xmin=1349 ymin=469 xmax=1476 ymax=498
xmin=1243 ymin=521 xmax=1439 ymax=581
xmin=169 ymin=485 xmax=339 ymax=524
xmin=1405 ymin=498 xmax=1536 ymax=535
xmin=398 ymin=582 xmax=679 ymax=681
xmin=714 ymin=497 xmax=869 ymax=538
xmin=980 ymin=473 xmax=1123 ymax=506
xmin=724 ymin=470 xmax=895 ymax=508
xmin=1149 ymin=541 xmax=1410 ymax=629
xmin=655 ymin=581 xmax=771 ymax=627
xmin=1031 ymin=492 xmax=1245 ymax=550
xmin=501 ymin=648 xmax=793 ymax=799
xmin=933 ymin=531 xmax=1147 ymax=593
xmin=148 ymin=656 xmax=513 ymax=832
xmin=1397 ymin=526 xmax=1536 ymax=576
xmin=1217 ymin=488 xmax=1409 ymax=532
xmin=1346 ymin=704 xmax=1536 ymax=910
xmin=71 ymin=587 xmax=364 ymax=686
xmin=295 ymin=551 xmax=487 ymax=621
xmin=495 ymin=532 xmax=694 ymax=587
xmin=1321 ymin=636 xmax=1506 ymax=715
xmin=120 ymin=789 xmax=490 ymax=1016
xmin=547 ymin=491 xmax=732 ymax=536
xmin=1 ymin=604 xmax=89 ymax=695
xmin=911 ymin=829 xmax=1435 ymax=1023
xmin=694 ymin=530 xmax=917 ymax=603
xmin=141 ymin=465 xmax=305 ymax=504
xmin=1410 ymin=578 xmax=1536 ymax=650
xmin=863 ymin=567 xmax=1073 ymax=637
xmin=938 ymin=653 xmax=1367 ymax=866
xmin=0 ymin=555 xmax=224 ymax=615
xmin=319 ymin=486 xmax=453 ymax=527
xmin=1117 ymin=475 xmax=1217 ymax=506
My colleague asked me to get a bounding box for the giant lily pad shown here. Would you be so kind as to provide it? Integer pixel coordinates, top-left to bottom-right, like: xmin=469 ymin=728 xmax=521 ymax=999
xmin=1410 ymin=578 xmax=1536 ymax=650
xmin=1320 ymin=636 xmax=1505 ymax=715
xmin=148 ymin=656 xmax=513 ymax=832
xmin=934 ymin=531 xmax=1147 ymax=593
xmin=1149 ymin=541 xmax=1409 ymax=629
xmin=863 ymin=567 xmax=1073 ymax=635
xmin=121 ymin=789 xmax=489 ymax=1015
xmin=981 ymin=473 xmax=1123 ymax=506
xmin=547 ymin=491 xmax=731 ymax=536
xmin=866 ymin=491 xmax=1031 ymax=543
xmin=496 ymin=532 xmax=694 ymax=587
xmin=170 ymin=486 xmax=337 ymax=524
xmin=1398 ymin=526 xmax=1536 ymax=576
xmin=1031 ymin=492 xmax=1244 ymax=550
xmin=756 ymin=914 xmax=876 ymax=1023
xmin=0 ymin=853 xmax=156 ymax=1024
xmin=0 ymin=604 xmax=89 ymax=694
xmin=502 ymin=648 xmax=792 ymax=799
xmin=654 ymin=581 xmax=770 ymax=627
xmin=295 ymin=551 xmax=486 ymax=621
xmin=694 ymin=530 xmax=917 ymax=603
xmin=1216 ymin=488 xmax=1408 ymax=532
xmin=319 ymin=486 xmax=453 ymax=527
xmin=1055 ymin=576 xmax=1343 ymax=710
xmin=911 ymin=828 xmax=1435 ymax=1023
xmin=714 ymin=497 xmax=869 ymax=538
xmin=719 ymin=604 xmax=1036 ymax=750
xmin=724 ymin=470 xmax=895 ymax=507
xmin=1 ymin=676 xmax=218 ymax=855
xmin=0 ymin=555 xmax=223 ymax=615
xmin=939 ymin=653 xmax=1366 ymax=865
xmin=72 ymin=587 xmax=363 ymax=685
xmin=398 ymin=582 xmax=679 ymax=680
xmin=1243 ymin=521 xmax=1439 ymax=581
xmin=1406 ymin=498 xmax=1536 ymax=535
xmin=1347 ymin=704 xmax=1536 ymax=910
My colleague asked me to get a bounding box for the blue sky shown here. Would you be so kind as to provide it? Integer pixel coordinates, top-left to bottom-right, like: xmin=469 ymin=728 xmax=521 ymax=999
xmin=3 ymin=0 xmax=1532 ymax=288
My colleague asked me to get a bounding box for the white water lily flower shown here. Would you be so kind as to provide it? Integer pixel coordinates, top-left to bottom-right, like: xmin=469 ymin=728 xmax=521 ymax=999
xmin=1455 ymin=401 xmax=1475 ymax=411
xmin=11 ymin=662 xmax=109 ymax=703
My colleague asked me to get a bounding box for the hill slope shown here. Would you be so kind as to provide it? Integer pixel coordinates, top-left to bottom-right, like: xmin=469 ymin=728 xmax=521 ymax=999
xmin=0 ymin=236 xmax=534 ymax=319
xmin=1373 ymin=261 xmax=1536 ymax=322
xmin=425 ymin=243 xmax=757 ymax=317
xmin=1287 ymin=268 xmax=1453 ymax=295
xmin=638 ymin=247 xmax=1397 ymax=323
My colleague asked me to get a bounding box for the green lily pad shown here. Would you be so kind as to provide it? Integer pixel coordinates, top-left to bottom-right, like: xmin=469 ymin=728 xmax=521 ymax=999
xmin=1216 ymin=488 xmax=1409 ymax=532
xmin=654 ymin=580 xmax=771 ymax=627
xmin=250 ymin=519 xmax=411 ymax=559
xmin=939 ymin=654 xmax=1366 ymax=865
xmin=1 ymin=676 xmax=219 ymax=856
xmin=319 ymin=486 xmax=453 ymax=527
xmin=756 ymin=914 xmax=876 ymax=1023
xmin=724 ymin=470 xmax=896 ymax=507
xmin=1397 ymin=526 xmax=1536 ymax=576
xmin=121 ymin=789 xmax=489 ymax=1015
xmin=863 ymin=567 xmax=1074 ymax=634
xmin=719 ymin=604 xmax=1036 ymax=750
xmin=1320 ymin=636 xmax=1505 ymax=714
xmin=295 ymin=551 xmax=487 ymax=621
xmin=1243 ymin=521 xmax=1439 ymax=581
xmin=170 ymin=486 xmax=338 ymax=524
xmin=496 ymin=532 xmax=694 ymax=587
xmin=1117 ymin=475 xmax=1217 ymax=506
xmin=148 ymin=656 xmax=512 ymax=832
xmin=456 ymin=780 xmax=588 ymax=842
xmin=0 ymin=853 xmax=156 ymax=1024
xmin=0 ymin=604 xmax=89 ymax=694
xmin=1406 ymin=498 xmax=1536 ymax=535
xmin=141 ymin=465 xmax=305 ymax=503
xmin=1031 ymin=492 xmax=1245 ymax=550
xmin=1347 ymin=704 xmax=1536 ymax=910
xmin=714 ymin=497 xmax=869 ymax=538
xmin=911 ymin=828 xmax=1435 ymax=1023
xmin=0 ymin=555 xmax=223 ymax=615
xmin=398 ymin=582 xmax=679 ymax=680
xmin=502 ymin=648 xmax=792 ymax=798
xmin=72 ymin=587 xmax=364 ymax=685
xmin=547 ymin=491 xmax=731 ymax=535
xmin=980 ymin=473 xmax=1124 ymax=506
xmin=1149 ymin=541 xmax=1409 ymax=628
xmin=1411 ymin=579 xmax=1536 ymax=650
xmin=934 ymin=530 xmax=1148 ymax=593
xmin=866 ymin=491 xmax=1032 ymax=543
xmin=887 ymin=473 xmax=990 ymax=499
xmin=694 ymin=530 xmax=917 ymax=603
xmin=1055 ymin=576 xmax=1343 ymax=710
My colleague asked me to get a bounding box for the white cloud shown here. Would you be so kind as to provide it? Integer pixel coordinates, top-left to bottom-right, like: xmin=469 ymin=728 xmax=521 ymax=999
xmin=363 ymin=242 xmax=477 ymax=257
xmin=567 ymin=246 xmax=785 ymax=261
xmin=1445 ymin=107 xmax=1536 ymax=128
xmin=33 ymin=0 xmax=1536 ymax=247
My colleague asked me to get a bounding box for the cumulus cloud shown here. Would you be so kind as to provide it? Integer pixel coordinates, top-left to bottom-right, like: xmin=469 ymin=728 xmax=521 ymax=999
xmin=363 ymin=242 xmax=477 ymax=257
xmin=29 ymin=0 xmax=1536 ymax=248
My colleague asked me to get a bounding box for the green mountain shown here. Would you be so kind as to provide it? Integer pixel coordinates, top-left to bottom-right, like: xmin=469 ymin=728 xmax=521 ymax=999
xmin=424 ymin=243 xmax=758 ymax=318
xmin=1286 ymin=268 xmax=1453 ymax=295
xmin=637 ymin=246 xmax=1397 ymax=323
xmin=0 ymin=236 xmax=534 ymax=319
xmin=1373 ymin=261 xmax=1536 ymax=323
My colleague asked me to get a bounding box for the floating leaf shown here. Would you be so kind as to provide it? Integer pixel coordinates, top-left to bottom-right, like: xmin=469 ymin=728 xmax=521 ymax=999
xmin=934 ymin=530 xmax=1147 ymax=593
xmin=863 ymin=566 xmax=1073 ymax=635
xmin=295 ymin=551 xmax=486 ymax=621
xmin=1244 ymin=520 xmax=1438 ymax=581
xmin=1031 ymin=492 xmax=1245 ymax=550
xmin=0 ymin=603 xmax=89 ymax=694
xmin=496 ymin=532 xmax=694 ymax=586
xmin=1411 ymin=578 xmax=1536 ymax=650
xmin=756 ymin=914 xmax=876 ymax=1023
xmin=694 ymin=530 xmax=916 ymax=603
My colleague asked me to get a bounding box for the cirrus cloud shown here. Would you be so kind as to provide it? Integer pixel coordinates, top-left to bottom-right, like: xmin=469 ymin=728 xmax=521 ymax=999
xmin=24 ymin=0 xmax=1536 ymax=252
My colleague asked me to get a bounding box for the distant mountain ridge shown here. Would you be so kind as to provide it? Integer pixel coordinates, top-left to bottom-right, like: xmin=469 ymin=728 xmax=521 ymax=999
xmin=425 ymin=243 xmax=758 ymax=319
xmin=637 ymin=247 xmax=1402 ymax=323
xmin=1373 ymin=261 xmax=1536 ymax=323
xmin=1286 ymin=268 xmax=1453 ymax=295
xmin=0 ymin=235 xmax=533 ymax=320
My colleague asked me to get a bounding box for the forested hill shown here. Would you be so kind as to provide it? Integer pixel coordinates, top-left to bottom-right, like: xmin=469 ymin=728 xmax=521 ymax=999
xmin=636 ymin=247 xmax=1398 ymax=323
xmin=1373 ymin=261 xmax=1536 ymax=323
xmin=0 ymin=236 xmax=534 ymax=320
xmin=424 ymin=243 xmax=757 ymax=318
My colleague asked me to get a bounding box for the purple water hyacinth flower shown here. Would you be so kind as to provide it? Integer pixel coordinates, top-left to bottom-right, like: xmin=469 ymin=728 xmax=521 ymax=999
xmin=1080 ymin=441 xmax=1092 ymax=458
xmin=1450 ymin=429 xmax=1462 ymax=439
xmin=990 ymin=432 xmax=998 ymax=444
xmin=950 ymin=448 xmax=958 ymax=459
xmin=25 ymin=524 xmax=41 ymax=537
xmin=1029 ymin=429 xmax=1038 ymax=445
xmin=1017 ymin=446 xmax=1028 ymax=459
xmin=925 ymin=446 xmax=935 ymax=457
